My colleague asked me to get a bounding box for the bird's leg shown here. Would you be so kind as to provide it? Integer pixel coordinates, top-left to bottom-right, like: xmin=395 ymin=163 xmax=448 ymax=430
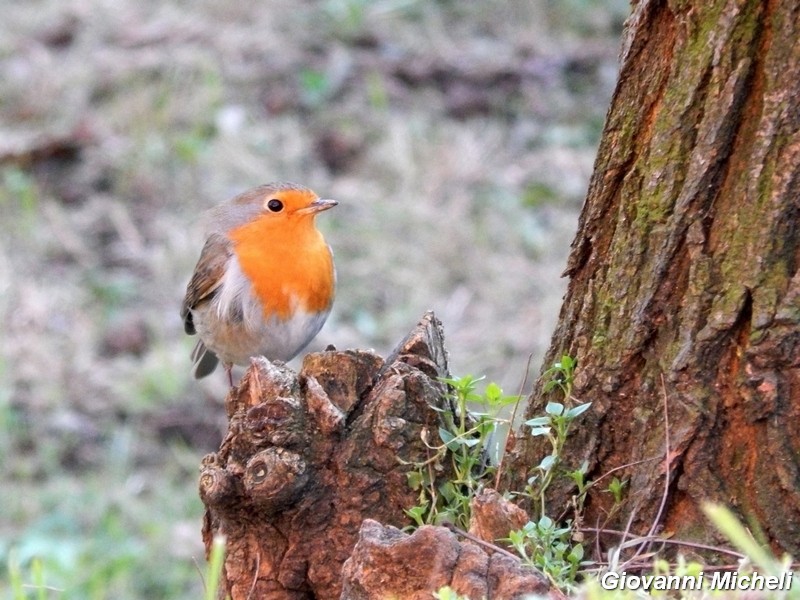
xmin=224 ymin=363 xmax=234 ymax=388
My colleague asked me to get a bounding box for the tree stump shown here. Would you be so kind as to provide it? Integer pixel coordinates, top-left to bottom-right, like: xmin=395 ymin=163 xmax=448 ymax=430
xmin=199 ymin=312 xmax=453 ymax=599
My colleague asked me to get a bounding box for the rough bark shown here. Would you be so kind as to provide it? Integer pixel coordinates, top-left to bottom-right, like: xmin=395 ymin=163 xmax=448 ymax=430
xmin=340 ymin=519 xmax=553 ymax=600
xmin=199 ymin=312 xmax=452 ymax=599
xmin=507 ymin=0 xmax=800 ymax=554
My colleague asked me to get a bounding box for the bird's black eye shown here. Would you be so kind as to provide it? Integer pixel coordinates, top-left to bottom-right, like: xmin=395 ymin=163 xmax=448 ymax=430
xmin=267 ymin=199 xmax=283 ymax=212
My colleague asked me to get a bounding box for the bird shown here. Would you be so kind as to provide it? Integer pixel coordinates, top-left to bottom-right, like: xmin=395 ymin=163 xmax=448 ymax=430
xmin=180 ymin=182 xmax=337 ymax=386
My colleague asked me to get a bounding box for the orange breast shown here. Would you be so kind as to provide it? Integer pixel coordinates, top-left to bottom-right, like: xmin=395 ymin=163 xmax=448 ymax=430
xmin=229 ymin=217 xmax=335 ymax=319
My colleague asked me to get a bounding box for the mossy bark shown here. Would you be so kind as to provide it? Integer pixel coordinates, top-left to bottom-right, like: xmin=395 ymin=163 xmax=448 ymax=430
xmin=507 ymin=0 xmax=800 ymax=554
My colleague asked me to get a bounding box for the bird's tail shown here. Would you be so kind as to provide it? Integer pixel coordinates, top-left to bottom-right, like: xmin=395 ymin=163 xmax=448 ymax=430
xmin=191 ymin=340 xmax=219 ymax=379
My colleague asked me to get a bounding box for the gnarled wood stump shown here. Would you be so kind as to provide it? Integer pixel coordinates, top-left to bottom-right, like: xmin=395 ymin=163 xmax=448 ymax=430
xmin=341 ymin=519 xmax=552 ymax=600
xmin=199 ymin=312 xmax=452 ymax=599
xmin=341 ymin=488 xmax=556 ymax=600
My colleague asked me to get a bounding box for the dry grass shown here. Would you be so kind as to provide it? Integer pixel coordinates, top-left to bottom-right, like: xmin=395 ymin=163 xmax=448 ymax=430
xmin=0 ymin=0 xmax=627 ymax=596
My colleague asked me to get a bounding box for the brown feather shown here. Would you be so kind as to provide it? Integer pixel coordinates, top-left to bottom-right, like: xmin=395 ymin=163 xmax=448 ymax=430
xmin=180 ymin=232 xmax=233 ymax=334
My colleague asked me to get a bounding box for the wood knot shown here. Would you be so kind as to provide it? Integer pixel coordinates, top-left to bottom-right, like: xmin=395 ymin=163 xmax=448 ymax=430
xmin=243 ymin=447 xmax=308 ymax=511
xmin=243 ymin=397 xmax=305 ymax=448
xmin=198 ymin=466 xmax=239 ymax=508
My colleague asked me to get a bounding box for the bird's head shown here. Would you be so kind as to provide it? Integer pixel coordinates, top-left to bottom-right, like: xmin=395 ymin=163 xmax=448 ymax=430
xmin=212 ymin=182 xmax=337 ymax=234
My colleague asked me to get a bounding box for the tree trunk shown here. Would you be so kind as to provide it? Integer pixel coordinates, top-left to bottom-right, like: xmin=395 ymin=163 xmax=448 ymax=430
xmin=507 ymin=0 xmax=800 ymax=554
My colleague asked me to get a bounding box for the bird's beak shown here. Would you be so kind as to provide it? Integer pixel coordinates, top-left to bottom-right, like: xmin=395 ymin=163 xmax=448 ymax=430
xmin=300 ymin=198 xmax=338 ymax=215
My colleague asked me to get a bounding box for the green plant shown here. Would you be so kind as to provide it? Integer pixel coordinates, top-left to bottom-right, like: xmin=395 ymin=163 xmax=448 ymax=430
xmin=522 ymin=356 xmax=591 ymax=519
xmin=405 ymin=376 xmax=519 ymax=529
xmin=405 ymin=358 xmax=595 ymax=593
xmin=703 ymin=503 xmax=794 ymax=580
xmin=5 ymin=552 xmax=57 ymax=600
xmin=203 ymin=536 xmax=227 ymax=600
xmin=542 ymin=354 xmax=576 ymax=397
xmin=606 ymin=476 xmax=627 ymax=504
xmin=433 ymin=586 xmax=471 ymax=600
xmin=2 ymin=531 xmax=229 ymax=600
xmin=649 ymin=555 xmax=706 ymax=597
xmin=508 ymin=515 xmax=585 ymax=588
xmin=505 ymin=355 xmax=593 ymax=590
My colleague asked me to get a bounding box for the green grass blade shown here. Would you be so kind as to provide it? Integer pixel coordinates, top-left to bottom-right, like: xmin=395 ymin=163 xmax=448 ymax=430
xmin=702 ymin=503 xmax=781 ymax=576
xmin=204 ymin=535 xmax=227 ymax=600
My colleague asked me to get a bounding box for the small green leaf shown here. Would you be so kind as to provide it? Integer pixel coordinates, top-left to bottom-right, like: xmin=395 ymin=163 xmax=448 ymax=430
xmin=607 ymin=477 xmax=627 ymax=503
xmin=485 ymin=381 xmax=502 ymax=401
xmin=565 ymin=402 xmax=592 ymax=419
xmin=528 ymin=426 xmax=551 ymax=437
xmin=433 ymin=587 xmax=466 ymax=600
xmin=568 ymin=543 xmax=584 ymax=563
xmin=474 ymin=422 xmax=493 ymax=439
xmin=439 ymin=427 xmax=455 ymax=445
xmin=538 ymin=454 xmax=556 ymax=472
xmin=496 ymin=394 xmax=521 ymax=407
xmin=508 ymin=529 xmax=524 ymax=545
xmin=439 ymin=481 xmax=457 ymax=502
xmin=567 ymin=469 xmax=584 ymax=486
xmin=545 ymin=402 xmax=564 ymax=416
xmin=524 ymin=416 xmax=550 ymax=427
xmin=405 ymin=504 xmax=427 ymax=526
xmin=522 ymin=521 xmax=536 ymax=534
xmin=407 ymin=470 xmax=423 ymax=490
xmin=460 ymin=437 xmax=481 ymax=448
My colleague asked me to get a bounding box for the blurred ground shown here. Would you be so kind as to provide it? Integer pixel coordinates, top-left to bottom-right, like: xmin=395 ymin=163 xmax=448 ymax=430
xmin=0 ymin=0 xmax=627 ymax=597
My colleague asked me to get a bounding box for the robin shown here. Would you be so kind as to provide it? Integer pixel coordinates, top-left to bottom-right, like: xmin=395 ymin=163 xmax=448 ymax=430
xmin=181 ymin=182 xmax=337 ymax=385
